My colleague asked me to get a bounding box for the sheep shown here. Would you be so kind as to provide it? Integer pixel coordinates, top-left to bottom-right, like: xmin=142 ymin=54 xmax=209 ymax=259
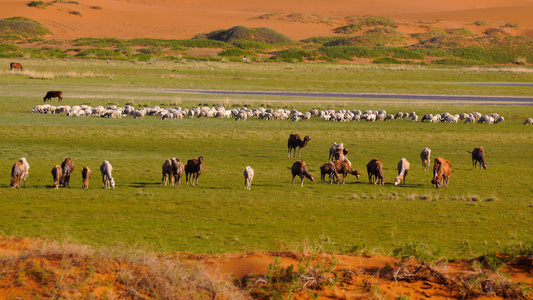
xmin=524 ymin=118 xmax=533 ymax=125
xmin=244 ymin=166 xmax=254 ymax=190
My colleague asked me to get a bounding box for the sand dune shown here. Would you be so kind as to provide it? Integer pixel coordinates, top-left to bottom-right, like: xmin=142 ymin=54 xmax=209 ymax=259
xmin=1 ymin=0 xmax=533 ymax=40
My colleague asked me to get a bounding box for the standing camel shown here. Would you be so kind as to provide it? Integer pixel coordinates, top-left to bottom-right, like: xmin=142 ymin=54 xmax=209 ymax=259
xmin=287 ymin=134 xmax=311 ymax=158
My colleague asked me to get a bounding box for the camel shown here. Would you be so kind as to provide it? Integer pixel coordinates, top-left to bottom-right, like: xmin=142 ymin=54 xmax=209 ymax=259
xmin=287 ymin=134 xmax=311 ymax=158
xmin=290 ymin=160 xmax=314 ymax=187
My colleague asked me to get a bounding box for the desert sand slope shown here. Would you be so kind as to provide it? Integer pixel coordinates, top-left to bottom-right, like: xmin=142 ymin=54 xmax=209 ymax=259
xmin=1 ymin=0 xmax=533 ymax=40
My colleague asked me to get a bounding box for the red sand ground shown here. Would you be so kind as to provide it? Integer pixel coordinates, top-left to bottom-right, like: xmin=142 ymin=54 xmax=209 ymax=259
xmin=0 ymin=238 xmax=530 ymax=299
xmin=1 ymin=0 xmax=533 ymax=40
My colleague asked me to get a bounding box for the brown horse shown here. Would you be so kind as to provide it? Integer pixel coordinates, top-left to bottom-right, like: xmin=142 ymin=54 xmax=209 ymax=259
xmin=10 ymin=62 xmax=23 ymax=71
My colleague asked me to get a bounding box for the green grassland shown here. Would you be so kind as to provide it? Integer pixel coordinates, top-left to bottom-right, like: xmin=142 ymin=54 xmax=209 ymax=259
xmin=0 ymin=59 xmax=532 ymax=258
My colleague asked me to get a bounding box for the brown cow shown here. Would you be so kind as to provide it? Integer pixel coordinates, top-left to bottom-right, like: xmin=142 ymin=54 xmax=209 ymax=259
xmin=82 ymin=166 xmax=91 ymax=189
xmin=290 ymin=160 xmax=314 ymax=187
xmin=319 ymin=162 xmax=339 ymax=184
xmin=60 ymin=157 xmax=75 ymax=188
xmin=10 ymin=161 xmax=25 ymax=189
xmin=431 ymin=158 xmax=452 ymax=188
xmin=43 ymin=91 xmax=63 ymax=102
xmin=51 ymin=165 xmax=62 ymax=189
xmin=366 ymin=158 xmax=385 ymax=185
xmin=333 ymin=160 xmax=360 ymax=184
xmin=10 ymin=62 xmax=23 ymax=71
xmin=287 ymin=134 xmax=311 ymax=158
xmin=185 ymin=156 xmax=203 ymax=186
xmin=468 ymin=147 xmax=487 ymax=170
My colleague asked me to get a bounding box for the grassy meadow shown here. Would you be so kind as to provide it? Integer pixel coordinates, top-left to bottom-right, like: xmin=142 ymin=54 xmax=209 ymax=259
xmin=0 ymin=58 xmax=532 ymax=258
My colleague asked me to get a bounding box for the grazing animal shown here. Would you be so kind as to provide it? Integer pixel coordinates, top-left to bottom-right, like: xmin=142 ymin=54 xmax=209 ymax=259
xmin=366 ymin=158 xmax=385 ymax=185
xmin=60 ymin=157 xmax=75 ymax=188
xmin=329 ymin=142 xmax=344 ymax=161
xmin=43 ymin=91 xmax=63 ymax=102
xmin=100 ymin=160 xmax=115 ymax=189
xmin=172 ymin=158 xmax=185 ymax=189
xmin=287 ymin=134 xmax=311 ymax=158
xmin=420 ymin=148 xmax=431 ymax=171
xmin=10 ymin=161 xmax=25 ymax=189
xmin=524 ymin=118 xmax=533 ymax=125
xmin=319 ymin=162 xmax=339 ymax=184
xmin=431 ymin=158 xmax=452 ymax=188
xmin=244 ymin=166 xmax=254 ymax=190
xmin=185 ymin=156 xmax=203 ymax=186
xmin=290 ymin=160 xmax=314 ymax=187
xmin=51 ymin=165 xmax=62 ymax=189
xmin=82 ymin=166 xmax=91 ymax=189
xmin=468 ymin=147 xmax=487 ymax=170
xmin=17 ymin=157 xmax=30 ymax=187
xmin=394 ymin=158 xmax=410 ymax=185
xmin=10 ymin=62 xmax=23 ymax=71
xmin=333 ymin=160 xmax=360 ymax=184
xmin=162 ymin=158 xmax=178 ymax=186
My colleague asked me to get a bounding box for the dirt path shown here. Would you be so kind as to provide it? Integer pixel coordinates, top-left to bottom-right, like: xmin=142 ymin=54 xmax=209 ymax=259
xmin=166 ymin=89 xmax=533 ymax=105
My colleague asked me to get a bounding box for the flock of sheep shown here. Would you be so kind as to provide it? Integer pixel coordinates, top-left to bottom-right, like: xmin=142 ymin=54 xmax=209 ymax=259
xmin=29 ymin=103 xmax=533 ymax=124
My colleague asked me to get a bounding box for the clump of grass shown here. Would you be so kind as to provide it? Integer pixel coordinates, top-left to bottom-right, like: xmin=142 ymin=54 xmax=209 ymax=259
xmin=0 ymin=16 xmax=52 ymax=40
xmin=69 ymin=10 xmax=82 ymax=16
xmin=472 ymin=20 xmax=489 ymax=26
xmin=90 ymin=5 xmax=103 ymax=10
xmin=27 ymin=1 xmax=51 ymax=8
xmin=392 ymin=242 xmax=443 ymax=262
xmin=249 ymin=13 xmax=281 ymax=20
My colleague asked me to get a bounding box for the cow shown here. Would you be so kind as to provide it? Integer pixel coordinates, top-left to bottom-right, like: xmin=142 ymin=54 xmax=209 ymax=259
xmin=10 ymin=161 xmax=25 ymax=189
xmin=287 ymin=134 xmax=311 ymax=158
xmin=43 ymin=91 xmax=63 ymax=102
xmin=185 ymin=156 xmax=203 ymax=186
xmin=431 ymin=158 xmax=452 ymax=188
xmin=468 ymin=147 xmax=487 ymax=170
xmin=51 ymin=165 xmax=62 ymax=189
xmin=82 ymin=166 xmax=91 ymax=189
xmin=290 ymin=160 xmax=314 ymax=187
xmin=394 ymin=158 xmax=410 ymax=185
xmin=100 ymin=160 xmax=115 ymax=189
xmin=10 ymin=62 xmax=23 ymax=71
xmin=60 ymin=157 xmax=75 ymax=188
xmin=366 ymin=158 xmax=385 ymax=185
xmin=333 ymin=160 xmax=360 ymax=184
xmin=420 ymin=148 xmax=431 ymax=171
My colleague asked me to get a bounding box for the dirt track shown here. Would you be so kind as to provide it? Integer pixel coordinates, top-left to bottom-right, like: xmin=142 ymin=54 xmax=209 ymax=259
xmin=166 ymin=89 xmax=533 ymax=105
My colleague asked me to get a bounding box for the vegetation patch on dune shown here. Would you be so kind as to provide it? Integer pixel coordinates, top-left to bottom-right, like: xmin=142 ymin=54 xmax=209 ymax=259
xmin=0 ymin=17 xmax=51 ymax=41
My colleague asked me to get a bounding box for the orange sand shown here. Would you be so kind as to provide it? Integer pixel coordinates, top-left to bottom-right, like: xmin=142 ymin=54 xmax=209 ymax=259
xmin=1 ymin=0 xmax=533 ymax=40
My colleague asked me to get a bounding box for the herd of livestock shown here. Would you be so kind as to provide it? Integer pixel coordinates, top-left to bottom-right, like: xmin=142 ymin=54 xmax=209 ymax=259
xmin=9 ymin=132 xmax=487 ymax=191
xmin=30 ymin=102 xmax=533 ymax=125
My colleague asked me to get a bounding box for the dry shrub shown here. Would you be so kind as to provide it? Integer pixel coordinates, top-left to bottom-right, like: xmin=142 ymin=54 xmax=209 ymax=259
xmin=0 ymin=238 xmax=248 ymax=299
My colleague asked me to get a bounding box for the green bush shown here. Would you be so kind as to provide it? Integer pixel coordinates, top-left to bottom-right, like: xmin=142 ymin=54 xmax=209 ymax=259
xmin=27 ymin=1 xmax=49 ymax=8
xmin=74 ymin=37 xmax=125 ymax=47
xmin=334 ymin=15 xmax=397 ymax=34
xmin=271 ymin=48 xmax=314 ymax=62
xmin=217 ymin=48 xmax=254 ymax=57
xmin=198 ymin=26 xmax=296 ymax=44
xmin=231 ymin=40 xmax=273 ymax=50
xmin=0 ymin=17 xmax=52 ymax=40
